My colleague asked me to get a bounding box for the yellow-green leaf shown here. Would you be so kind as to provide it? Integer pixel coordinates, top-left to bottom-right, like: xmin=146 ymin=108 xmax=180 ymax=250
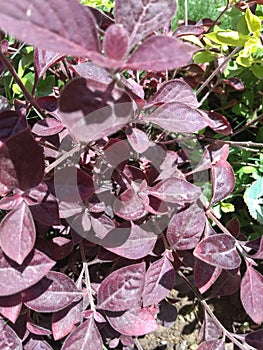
xmin=221 ymin=202 xmax=235 ymax=213
xmin=194 ymin=50 xmax=217 ymax=64
xmin=245 ymin=8 xmax=261 ymax=37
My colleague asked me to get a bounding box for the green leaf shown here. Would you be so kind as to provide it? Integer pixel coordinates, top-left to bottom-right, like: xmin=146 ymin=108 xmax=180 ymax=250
xmin=206 ymin=30 xmax=250 ymax=46
xmin=245 ymin=8 xmax=261 ymax=37
xmin=251 ymin=64 xmax=263 ymax=79
xmin=221 ymin=202 xmax=235 ymax=213
xmin=194 ymin=50 xmax=217 ymax=63
xmin=244 ymin=177 xmax=263 ymax=224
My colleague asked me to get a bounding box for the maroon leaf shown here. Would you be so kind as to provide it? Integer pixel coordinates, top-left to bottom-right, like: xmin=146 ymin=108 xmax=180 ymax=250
xmin=240 ymin=264 xmax=263 ymax=324
xmin=0 ymin=110 xmax=27 ymax=141
xmin=144 ymin=102 xmax=208 ymax=133
xmin=24 ymin=338 xmax=53 ymax=350
xmin=52 ymin=301 xmax=82 ymax=340
xmin=126 ymin=127 xmax=150 ymax=153
xmin=106 ymin=222 xmax=157 ymax=259
xmin=143 ymin=255 xmax=175 ymax=307
xmin=34 ymin=48 xmax=64 ymax=79
xmin=210 ymin=160 xmax=235 ymax=205
xmin=0 ymin=194 xmax=23 ymax=210
xmin=0 ymin=293 xmax=22 ymax=323
xmin=0 ymin=126 xmax=44 ymax=191
xmin=61 ymin=317 xmax=103 ymax=350
xmin=115 ymin=0 xmax=177 ymax=49
xmin=59 ymin=78 xmax=134 ymax=143
xmin=0 ymin=322 xmax=22 ymax=350
xmin=194 ymin=259 xmax=222 ymax=294
xmin=149 ymin=178 xmax=201 ymax=204
xmin=148 ymin=79 xmax=199 ymax=108
xmin=167 ymin=202 xmax=206 ymax=250
xmin=128 ymin=36 xmax=196 ymax=71
xmin=24 ymin=271 xmax=82 ymax=313
xmin=174 ymin=25 xmax=205 ymax=38
xmin=107 ymin=307 xmax=158 ymax=336
xmin=197 ymin=339 xmax=225 ymax=350
xmin=54 ymin=166 xmax=94 ymax=203
xmin=30 ymin=193 xmax=60 ymax=226
xmin=209 ymin=269 xmax=241 ymax=298
xmin=26 ymin=322 xmax=51 ymax=336
xmin=103 ymin=24 xmax=129 ymax=60
xmin=202 ymin=111 xmax=232 ymax=136
xmin=245 ymin=329 xmax=263 ymax=350
xmin=32 ymin=118 xmax=64 ymax=136
xmin=97 ymin=262 xmax=146 ymax=311
xmin=200 ymin=311 xmax=223 ymax=342
xmin=70 ymin=61 xmax=112 ymax=84
xmin=193 ymin=234 xmax=241 ymax=270
xmin=0 ymin=202 xmax=35 ymax=265
xmin=0 ymin=0 xmax=99 ymax=56
xmin=0 ymin=249 xmax=55 ymax=297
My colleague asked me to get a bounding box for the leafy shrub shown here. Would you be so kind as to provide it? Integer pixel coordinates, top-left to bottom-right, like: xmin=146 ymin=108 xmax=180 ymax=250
xmin=0 ymin=0 xmax=262 ymax=349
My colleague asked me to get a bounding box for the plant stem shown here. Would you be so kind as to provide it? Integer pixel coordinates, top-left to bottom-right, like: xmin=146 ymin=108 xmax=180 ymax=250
xmin=207 ymin=0 xmax=231 ymax=33
xmin=44 ymin=144 xmax=81 ymax=174
xmin=231 ymin=113 xmax=263 ymax=137
xmin=177 ymin=270 xmax=256 ymax=350
xmin=80 ymin=243 xmax=96 ymax=312
xmin=196 ymin=46 xmax=240 ymax=96
xmin=0 ymin=50 xmax=46 ymax=119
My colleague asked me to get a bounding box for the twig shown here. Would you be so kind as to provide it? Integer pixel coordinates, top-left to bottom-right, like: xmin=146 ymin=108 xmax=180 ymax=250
xmin=184 ymin=0 xmax=188 ymax=26
xmin=134 ymin=338 xmax=144 ymax=350
xmin=80 ymin=243 xmax=96 ymax=311
xmin=231 ymin=113 xmax=263 ymax=137
xmin=207 ymin=0 xmax=232 ymax=33
xmin=0 ymin=50 xmax=46 ymax=119
xmin=177 ymin=270 xmax=256 ymax=350
xmin=196 ymin=46 xmax=240 ymax=96
xmin=44 ymin=144 xmax=81 ymax=174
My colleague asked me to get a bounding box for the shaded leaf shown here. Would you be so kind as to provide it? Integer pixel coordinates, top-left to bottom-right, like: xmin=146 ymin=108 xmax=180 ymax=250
xmin=0 ymin=202 xmax=35 ymax=265
xmin=210 ymin=160 xmax=235 ymax=205
xmin=61 ymin=317 xmax=103 ymax=350
xmin=24 ymin=271 xmax=82 ymax=313
xmin=0 ymin=0 xmax=99 ymax=56
xmin=0 ymin=322 xmax=22 ymax=350
xmin=115 ymin=0 xmax=177 ymax=49
xmin=143 ymin=255 xmax=175 ymax=307
xmin=32 ymin=118 xmax=64 ymax=136
xmin=128 ymin=36 xmax=196 ymax=71
xmin=34 ymin=49 xmax=64 ymax=79
xmin=167 ymin=202 xmax=206 ymax=250
xmin=107 ymin=307 xmax=158 ymax=336
xmin=240 ymin=264 xmax=263 ymax=324
xmin=0 ymin=293 xmax=22 ymax=323
xmin=70 ymin=61 xmax=112 ymax=84
xmin=245 ymin=329 xmax=263 ymax=350
xmin=0 ymin=249 xmax=55 ymax=296
xmin=97 ymin=262 xmax=145 ymax=311
xmin=194 ymin=258 xmax=222 ymax=294
xmin=197 ymin=339 xmax=225 ymax=350
xmin=209 ymin=269 xmax=241 ymax=298
xmin=193 ymin=234 xmax=241 ymax=269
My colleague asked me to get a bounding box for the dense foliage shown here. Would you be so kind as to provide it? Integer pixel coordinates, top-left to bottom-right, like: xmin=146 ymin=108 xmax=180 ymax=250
xmin=0 ymin=0 xmax=262 ymax=349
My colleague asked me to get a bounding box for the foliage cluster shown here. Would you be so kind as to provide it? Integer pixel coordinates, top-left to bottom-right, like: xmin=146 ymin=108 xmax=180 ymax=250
xmin=0 ymin=1 xmax=262 ymax=350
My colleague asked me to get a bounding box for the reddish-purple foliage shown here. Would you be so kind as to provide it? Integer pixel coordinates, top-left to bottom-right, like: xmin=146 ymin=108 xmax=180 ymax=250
xmin=0 ymin=0 xmax=261 ymax=349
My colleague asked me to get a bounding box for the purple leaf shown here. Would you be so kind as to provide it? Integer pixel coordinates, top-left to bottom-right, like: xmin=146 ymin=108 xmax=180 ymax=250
xmin=167 ymin=202 xmax=206 ymax=250
xmin=200 ymin=311 xmax=223 ymax=342
xmin=240 ymin=264 xmax=263 ymax=324
xmin=26 ymin=322 xmax=51 ymax=336
xmin=115 ymin=0 xmax=177 ymax=49
xmin=70 ymin=61 xmax=112 ymax=84
xmin=30 ymin=193 xmax=60 ymax=226
xmin=126 ymin=127 xmax=150 ymax=153
xmin=0 ymin=202 xmax=35 ymax=265
xmin=193 ymin=234 xmax=241 ymax=270
xmin=143 ymin=255 xmax=175 ymax=307
xmin=148 ymin=79 xmax=199 ymax=108
xmin=143 ymin=102 xmax=208 ymax=133
xmin=197 ymin=339 xmax=225 ymax=350
xmin=0 ymin=249 xmax=55 ymax=297
xmin=208 ymin=269 xmax=241 ymax=298
xmin=0 ymin=125 xmax=44 ymax=191
xmin=245 ymin=329 xmax=263 ymax=350
xmin=103 ymin=24 xmax=129 ymax=60
xmin=157 ymin=300 xmax=178 ymax=328
xmin=61 ymin=317 xmax=103 ymax=350
xmin=34 ymin=48 xmax=64 ymax=79
xmin=0 ymin=293 xmax=22 ymax=323
xmin=107 ymin=307 xmax=158 ymax=336
xmin=24 ymin=271 xmax=82 ymax=313
xmin=201 ymin=111 xmax=232 ymax=136
xmin=174 ymin=25 xmax=205 ymax=37
xmin=32 ymin=118 xmax=64 ymax=136
xmin=210 ymin=160 xmax=235 ymax=205
xmin=0 ymin=322 xmax=22 ymax=350
xmin=0 ymin=0 xmax=99 ymax=56
xmin=52 ymin=301 xmax=82 ymax=340
xmin=128 ymin=36 xmax=196 ymax=71
xmin=59 ymin=78 xmax=134 ymax=143
xmin=0 ymin=110 xmax=27 ymax=141
xmin=24 ymin=338 xmax=53 ymax=350
xmin=0 ymin=194 xmax=23 ymax=210
xmin=194 ymin=259 xmax=222 ymax=294
xmin=54 ymin=166 xmax=94 ymax=203
xmin=149 ymin=178 xmax=201 ymax=204
xmin=97 ymin=262 xmax=146 ymax=311
xmin=106 ymin=222 xmax=157 ymax=259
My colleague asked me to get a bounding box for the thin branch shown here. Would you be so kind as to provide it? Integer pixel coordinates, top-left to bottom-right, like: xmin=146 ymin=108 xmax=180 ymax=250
xmin=80 ymin=243 xmax=96 ymax=311
xmin=44 ymin=144 xmax=81 ymax=174
xmin=207 ymin=0 xmax=231 ymax=33
xmin=177 ymin=270 xmax=256 ymax=350
xmin=184 ymin=0 xmax=188 ymax=26
xmin=0 ymin=50 xmax=46 ymax=119
xmin=231 ymin=113 xmax=263 ymax=137
xmin=196 ymin=46 xmax=240 ymax=97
